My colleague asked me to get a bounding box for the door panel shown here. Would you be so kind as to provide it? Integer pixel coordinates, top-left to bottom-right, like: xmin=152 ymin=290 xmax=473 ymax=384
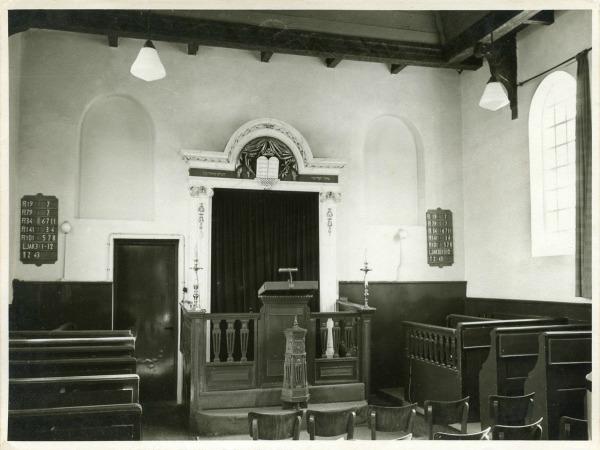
xmin=113 ymin=239 xmax=178 ymax=402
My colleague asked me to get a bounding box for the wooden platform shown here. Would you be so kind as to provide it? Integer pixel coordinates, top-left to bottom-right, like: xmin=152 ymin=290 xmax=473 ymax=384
xmin=192 ymin=382 xmax=366 ymax=436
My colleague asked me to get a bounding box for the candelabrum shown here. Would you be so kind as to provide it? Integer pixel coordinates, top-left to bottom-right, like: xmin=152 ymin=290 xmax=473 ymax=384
xmin=360 ymin=261 xmax=372 ymax=307
xmin=190 ymin=258 xmax=203 ymax=310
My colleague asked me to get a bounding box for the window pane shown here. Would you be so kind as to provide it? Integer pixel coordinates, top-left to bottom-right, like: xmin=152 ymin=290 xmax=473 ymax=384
xmin=544 ymin=148 xmax=557 ymax=168
xmin=545 ymin=169 xmax=557 ymax=189
xmin=568 ymin=141 xmax=576 ymax=163
xmin=557 ymin=165 xmax=570 ymax=187
xmin=556 ymin=144 xmax=568 ymax=166
xmin=567 ymin=119 xmax=576 ymax=141
xmin=555 ymin=123 xmax=567 ymax=145
xmin=543 ymin=107 xmax=555 ymax=128
xmin=545 ymin=211 xmax=558 ymax=232
xmin=557 ymin=187 xmax=571 ymax=209
xmin=566 ymin=99 xmax=576 ymax=119
xmin=543 ymin=126 xmax=556 ymax=149
xmin=545 ymin=189 xmax=558 ymax=211
xmin=557 ymin=208 xmax=572 ymax=231
xmin=554 ymin=102 xmax=567 ymax=123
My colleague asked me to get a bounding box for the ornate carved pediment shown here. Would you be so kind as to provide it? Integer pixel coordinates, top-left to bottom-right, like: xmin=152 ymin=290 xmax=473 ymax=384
xmin=181 ymin=118 xmax=345 ymax=180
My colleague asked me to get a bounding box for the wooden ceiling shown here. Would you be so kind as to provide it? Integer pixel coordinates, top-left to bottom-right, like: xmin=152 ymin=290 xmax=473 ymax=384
xmin=8 ymin=9 xmax=554 ymax=73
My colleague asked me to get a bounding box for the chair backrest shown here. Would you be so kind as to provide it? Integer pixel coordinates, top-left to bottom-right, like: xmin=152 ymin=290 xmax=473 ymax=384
xmin=424 ymin=397 xmax=469 ymax=440
xmin=368 ymin=403 xmax=416 ymax=440
xmin=489 ymin=393 xmax=535 ymax=426
xmin=433 ymin=427 xmax=491 ymax=440
xmin=559 ymin=416 xmax=588 ymax=440
xmin=492 ymin=417 xmax=543 ymax=440
xmin=247 ymin=411 xmax=302 ymax=440
xmin=306 ymin=408 xmax=356 ymax=440
xmin=395 ymin=433 xmax=412 ymax=440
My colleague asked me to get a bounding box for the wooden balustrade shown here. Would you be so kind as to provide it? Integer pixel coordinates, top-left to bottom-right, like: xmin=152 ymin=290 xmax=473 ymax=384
xmin=404 ymin=321 xmax=458 ymax=370
xmin=208 ymin=314 xmax=258 ymax=363
xmin=181 ymin=300 xmax=376 ymax=407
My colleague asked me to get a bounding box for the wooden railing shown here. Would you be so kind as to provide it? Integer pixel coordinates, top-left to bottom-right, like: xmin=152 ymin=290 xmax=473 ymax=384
xmin=404 ymin=321 xmax=458 ymax=371
xmin=181 ymin=299 xmax=375 ymax=402
xmin=208 ymin=313 xmax=259 ymax=363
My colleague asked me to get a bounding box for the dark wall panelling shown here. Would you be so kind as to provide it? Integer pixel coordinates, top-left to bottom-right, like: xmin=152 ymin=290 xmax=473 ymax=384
xmin=10 ymin=280 xmax=113 ymax=330
xmin=465 ymin=297 xmax=592 ymax=324
xmin=338 ymin=281 xmax=466 ymax=393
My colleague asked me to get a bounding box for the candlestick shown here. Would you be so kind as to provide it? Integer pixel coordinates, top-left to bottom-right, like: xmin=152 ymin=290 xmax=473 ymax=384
xmin=360 ymin=260 xmax=372 ymax=307
xmin=189 ymin=258 xmax=203 ymax=311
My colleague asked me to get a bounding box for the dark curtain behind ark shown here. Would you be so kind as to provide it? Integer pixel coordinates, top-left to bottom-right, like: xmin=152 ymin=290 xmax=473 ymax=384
xmin=575 ymin=50 xmax=592 ymax=299
xmin=211 ymin=189 xmax=320 ymax=313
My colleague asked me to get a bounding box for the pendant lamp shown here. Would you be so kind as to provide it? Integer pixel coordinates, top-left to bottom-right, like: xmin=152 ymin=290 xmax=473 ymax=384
xmin=130 ymin=40 xmax=166 ymax=82
xmin=479 ymin=75 xmax=510 ymax=111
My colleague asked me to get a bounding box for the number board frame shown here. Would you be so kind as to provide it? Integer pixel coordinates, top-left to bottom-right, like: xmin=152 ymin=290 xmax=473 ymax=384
xmin=20 ymin=194 xmax=59 ymax=266
xmin=426 ymin=208 xmax=454 ymax=268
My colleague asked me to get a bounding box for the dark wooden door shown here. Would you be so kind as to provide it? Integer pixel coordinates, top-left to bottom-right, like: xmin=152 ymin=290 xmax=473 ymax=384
xmin=113 ymin=239 xmax=178 ymax=402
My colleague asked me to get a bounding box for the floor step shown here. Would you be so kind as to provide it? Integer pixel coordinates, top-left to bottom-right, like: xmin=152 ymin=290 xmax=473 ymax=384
xmin=197 ymin=382 xmax=365 ymax=409
xmin=195 ymin=400 xmax=368 ymax=437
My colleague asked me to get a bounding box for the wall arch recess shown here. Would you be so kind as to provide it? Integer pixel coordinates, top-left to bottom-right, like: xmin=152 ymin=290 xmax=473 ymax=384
xmin=78 ymin=94 xmax=154 ymax=220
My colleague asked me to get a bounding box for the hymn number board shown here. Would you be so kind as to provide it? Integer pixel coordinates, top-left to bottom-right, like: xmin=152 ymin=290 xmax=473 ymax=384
xmin=20 ymin=194 xmax=58 ymax=266
xmin=426 ymin=208 xmax=454 ymax=268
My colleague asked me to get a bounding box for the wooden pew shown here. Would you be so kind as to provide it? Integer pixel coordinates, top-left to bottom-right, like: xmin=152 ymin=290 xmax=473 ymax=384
xmin=404 ymin=316 xmax=567 ymax=420
xmin=479 ymin=324 xmax=591 ymax=428
xmin=9 ymin=374 xmax=140 ymax=409
xmin=10 ymin=344 xmax=135 ymax=359
xmin=10 ymin=330 xmax=134 ymax=338
xmin=8 ymin=403 xmax=142 ymax=440
xmin=524 ymin=330 xmax=591 ymax=439
xmin=9 ymin=336 xmax=135 ymax=347
xmin=10 ymin=356 xmax=137 ymax=377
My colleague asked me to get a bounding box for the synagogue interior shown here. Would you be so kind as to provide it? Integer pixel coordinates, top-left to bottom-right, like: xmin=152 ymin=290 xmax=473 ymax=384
xmin=2 ymin=7 xmax=596 ymax=443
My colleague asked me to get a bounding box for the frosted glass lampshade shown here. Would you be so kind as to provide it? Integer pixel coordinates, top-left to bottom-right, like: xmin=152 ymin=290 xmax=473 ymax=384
xmin=479 ymin=77 xmax=509 ymax=111
xmin=130 ymin=40 xmax=166 ymax=82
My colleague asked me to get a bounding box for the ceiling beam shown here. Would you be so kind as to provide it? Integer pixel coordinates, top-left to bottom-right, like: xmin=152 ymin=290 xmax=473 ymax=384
xmin=444 ymin=10 xmax=542 ymax=64
xmin=325 ymin=57 xmax=342 ymax=68
xmin=523 ymin=10 xmax=554 ymax=26
xmin=260 ymin=51 xmax=273 ymax=62
xmin=9 ymin=10 xmax=482 ymax=71
xmin=390 ymin=63 xmax=407 ymax=74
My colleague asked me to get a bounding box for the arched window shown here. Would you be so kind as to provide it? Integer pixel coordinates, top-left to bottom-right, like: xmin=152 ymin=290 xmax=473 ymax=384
xmin=529 ymin=71 xmax=576 ymax=256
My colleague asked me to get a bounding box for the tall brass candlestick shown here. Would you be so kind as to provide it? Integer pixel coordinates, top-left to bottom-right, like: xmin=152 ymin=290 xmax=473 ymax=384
xmin=360 ymin=261 xmax=372 ymax=307
xmin=190 ymin=258 xmax=203 ymax=310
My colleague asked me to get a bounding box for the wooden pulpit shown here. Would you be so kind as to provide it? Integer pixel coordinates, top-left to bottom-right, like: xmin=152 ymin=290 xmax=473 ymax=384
xmin=257 ymin=280 xmax=318 ymax=387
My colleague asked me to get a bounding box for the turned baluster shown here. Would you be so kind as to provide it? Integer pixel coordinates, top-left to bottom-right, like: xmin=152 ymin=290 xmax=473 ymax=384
xmin=450 ymin=337 xmax=456 ymax=367
xmin=225 ymin=319 xmax=235 ymax=362
xmin=344 ymin=320 xmax=354 ymax=356
xmin=333 ymin=319 xmax=341 ymax=357
xmin=320 ymin=320 xmax=328 ymax=357
xmin=211 ymin=320 xmax=222 ymax=362
xmin=240 ymin=319 xmax=249 ymax=362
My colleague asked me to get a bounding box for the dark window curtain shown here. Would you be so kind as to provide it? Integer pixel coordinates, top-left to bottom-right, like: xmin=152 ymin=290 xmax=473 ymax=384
xmin=211 ymin=189 xmax=320 ymax=313
xmin=575 ymin=50 xmax=592 ymax=298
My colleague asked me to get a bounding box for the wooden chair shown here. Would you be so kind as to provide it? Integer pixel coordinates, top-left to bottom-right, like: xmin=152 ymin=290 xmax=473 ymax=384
xmin=492 ymin=417 xmax=543 ymax=440
xmin=368 ymin=403 xmax=416 ymax=440
xmin=247 ymin=411 xmax=302 ymax=440
xmin=424 ymin=397 xmax=469 ymax=440
xmin=395 ymin=433 xmax=412 ymax=440
xmin=306 ymin=408 xmax=356 ymax=440
xmin=559 ymin=416 xmax=588 ymax=440
xmin=489 ymin=393 xmax=534 ymax=426
xmin=433 ymin=427 xmax=491 ymax=440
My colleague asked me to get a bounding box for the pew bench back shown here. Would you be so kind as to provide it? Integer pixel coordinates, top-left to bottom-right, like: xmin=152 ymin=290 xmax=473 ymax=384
xmin=524 ymin=330 xmax=592 ymax=439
